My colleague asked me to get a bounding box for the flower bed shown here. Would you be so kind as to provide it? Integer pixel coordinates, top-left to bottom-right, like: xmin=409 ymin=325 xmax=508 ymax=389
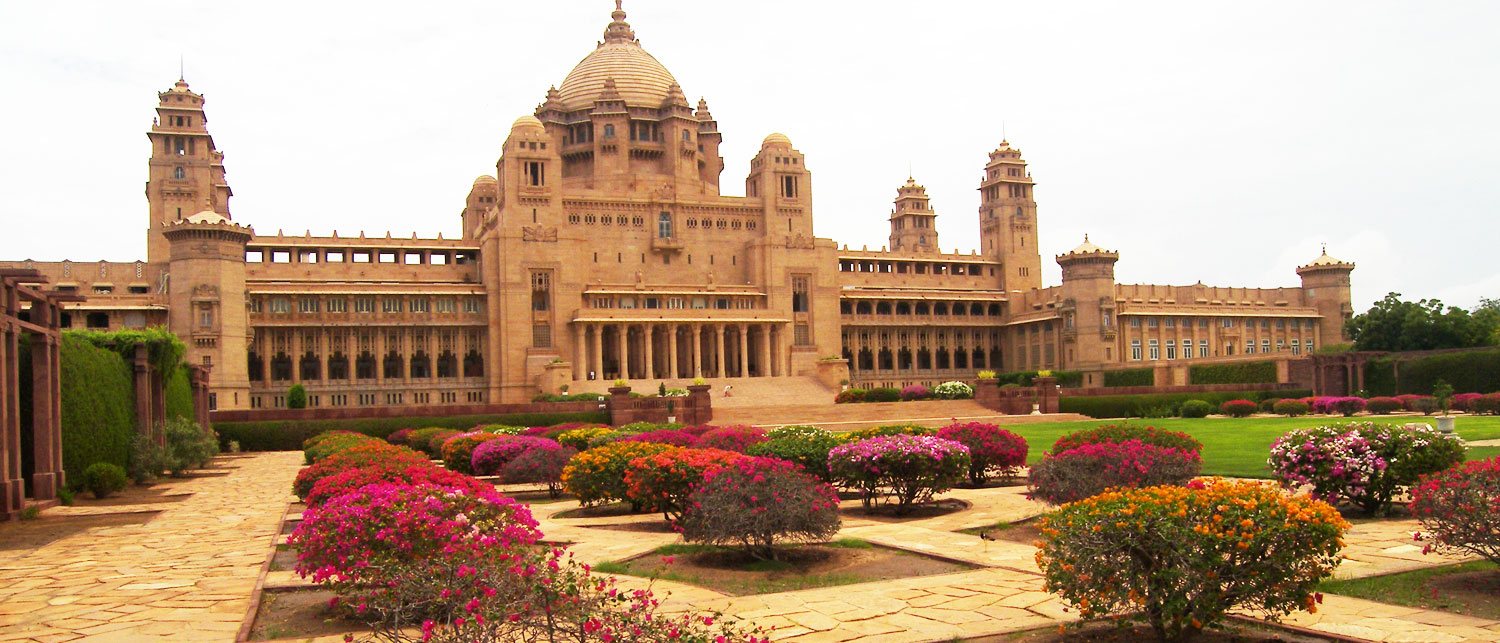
xmin=697 ymin=425 xmax=768 ymax=453
xmin=828 ymin=435 xmax=970 ymax=514
xmin=303 ymin=462 xmax=492 ymax=508
xmin=292 ymin=442 xmax=430 ymax=500
xmin=439 ymin=431 xmax=508 ymax=474
xmin=624 ymin=448 xmax=746 ymax=521
xmin=1050 ymin=424 xmax=1202 ymax=455
xmin=469 ymin=436 xmax=562 ymax=476
xmin=1269 ymin=422 xmax=1466 ymax=515
xmin=1412 ymin=457 xmax=1500 ymax=564
xmin=499 ymin=445 xmax=577 ymax=498
xmin=745 ymin=426 xmax=843 ymax=481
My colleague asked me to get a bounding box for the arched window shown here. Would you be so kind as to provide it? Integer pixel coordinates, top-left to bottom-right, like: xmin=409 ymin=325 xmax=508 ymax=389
xmin=327 ymin=352 xmax=349 ymax=380
xmin=247 ymin=352 xmax=264 ymax=381
xmin=437 ymin=351 xmax=458 ymax=378
xmin=383 ymin=351 xmax=404 ymax=379
xmin=270 ymin=353 xmax=292 ymax=381
xmin=463 ymin=350 xmax=484 ymax=377
xmin=299 ymin=352 xmax=321 ymax=381
xmin=355 ymin=352 xmax=376 ymax=379
xmin=410 ymin=351 xmax=431 ymax=378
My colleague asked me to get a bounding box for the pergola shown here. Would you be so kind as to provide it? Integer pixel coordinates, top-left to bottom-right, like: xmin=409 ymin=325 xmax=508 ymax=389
xmin=2 ymin=268 xmax=83 ymax=519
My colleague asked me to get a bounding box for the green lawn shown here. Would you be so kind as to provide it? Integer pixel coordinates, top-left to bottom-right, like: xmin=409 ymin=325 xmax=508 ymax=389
xmin=1318 ymin=560 xmax=1500 ymax=619
xmin=985 ymin=416 xmax=1500 ymax=479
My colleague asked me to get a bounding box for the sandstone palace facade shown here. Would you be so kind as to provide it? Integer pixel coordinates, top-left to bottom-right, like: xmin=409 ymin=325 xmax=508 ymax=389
xmin=3 ymin=4 xmax=1354 ymax=411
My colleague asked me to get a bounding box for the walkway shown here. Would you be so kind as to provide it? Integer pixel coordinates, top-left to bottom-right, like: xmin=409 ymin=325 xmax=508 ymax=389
xmin=0 ymin=452 xmax=299 ymax=642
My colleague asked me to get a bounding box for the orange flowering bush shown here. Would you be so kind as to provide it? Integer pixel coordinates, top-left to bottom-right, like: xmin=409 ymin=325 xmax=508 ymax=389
xmin=624 ymin=448 xmax=746 ymax=521
xmin=438 ymin=432 xmax=508 ymax=475
xmin=560 ymin=441 xmax=677 ymax=508
xmin=1036 ymin=479 xmax=1349 ymax=642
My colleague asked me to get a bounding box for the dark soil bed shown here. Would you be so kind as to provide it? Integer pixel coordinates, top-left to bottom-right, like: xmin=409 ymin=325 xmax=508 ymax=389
xmin=249 ymin=588 xmax=355 ymax=641
xmin=269 ymin=545 xmax=297 ymax=572
xmin=0 ymin=510 xmax=160 ymax=551
xmin=843 ymin=497 xmax=970 ymax=521
xmin=969 ymin=617 xmax=1340 ymax=642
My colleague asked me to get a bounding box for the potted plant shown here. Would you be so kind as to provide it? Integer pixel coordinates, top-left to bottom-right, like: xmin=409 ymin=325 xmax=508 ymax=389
xmin=666 ymin=399 xmax=677 ymax=424
xmin=609 ymin=378 xmax=631 ymax=396
xmin=1434 ymin=379 xmax=1456 ymax=434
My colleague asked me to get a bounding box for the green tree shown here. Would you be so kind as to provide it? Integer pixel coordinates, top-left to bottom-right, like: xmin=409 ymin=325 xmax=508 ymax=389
xmin=1346 ymin=293 xmax=1498 ymax=352
xmin=287 ymin=384 xmax=308 ymax=409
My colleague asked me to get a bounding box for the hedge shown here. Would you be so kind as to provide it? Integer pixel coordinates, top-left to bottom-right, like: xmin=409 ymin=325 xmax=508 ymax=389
xmin=215 ymin=410 xmax=610 ymax=452
xmin=1060 ymin=389 xmax=1312 ymax=419
xmin=1102 ymin=368 xmax=1154 ymax=388
xmin=1364 ymin=349 xmax=1500 ymax=396
xmin=1188 ymin=361 xmax=1277 ymax=385
xmin=53 ymin=335 xmax=136 ymax=487
xmin=994 ymin=370 xmax=1084 ymax=388
xmin=164 ymin=366 xmax=194 ymax=422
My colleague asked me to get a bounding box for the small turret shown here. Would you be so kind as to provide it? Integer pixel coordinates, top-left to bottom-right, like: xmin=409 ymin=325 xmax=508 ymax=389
xmin=888 ymin=177 xmax=939 ymax=254
xmin=1298 ymin=245 xmax=1356 ymax=345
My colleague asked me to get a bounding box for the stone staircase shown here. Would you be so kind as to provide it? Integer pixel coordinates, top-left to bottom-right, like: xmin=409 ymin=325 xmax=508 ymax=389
xmin=564 ymin=375 xmax=837 ymax=409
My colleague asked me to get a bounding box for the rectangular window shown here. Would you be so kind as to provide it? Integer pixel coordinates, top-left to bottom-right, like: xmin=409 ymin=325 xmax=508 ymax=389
xmin=1166 ymin=340 xmax=1176 ymax=360
xmin=658 ymin=212 xmax=672 ymax=238
xmin=795 ymin=323 xmax=811 ymax=346
xmin=526 ymin=161 xmax=545 ymax=187
xmin=298 ymin=250 xmax=318 ymax=264
xmin=691 ymin=297 xmax=707 ymax=309
xmin=463 ymin=298 xmax=481 ymax=314
xmin=1130 ymin=317 xmax=1141 ymax=328
xmin=326 ymin=250 xmax=345 ymax=263
xmin=532 ymin=324 xmax=552 ymax=348
xmin=1131 ymin=340 xmax=1142 ymax=361
xmin=435 ymin=298 xmax=456 ymax=313
xmin=247 ymin=298 xmax=262 ymax=313
xmin=618 ymin=297 xmax=636 ymax=309
xmin=1164 ymin=318 xmax=1175 ymax=328
xmin=271 ymin=250 xmax=290 ymax=263
xmin=1199 ymin=339 xmax=1209 ymax=358
xmin=270 ymin=298 xmax=291 ymax=314
xmin=354 ymin=297 xmax=375 ymax=313
xmin=410 ymin=298 xmax=430 ymax=313
xmin=781 ymin=175 xmax=798 ymax=198
xmin=378 ymin=251 xmax=397 ymax=264
xmin=1148 ymin=317 xmax=1159 ymax=328
xmin=593 ymin=297 xmax=613 ymax=309
xmin=404 ymin=252 xmax=423 ymax=265
xmin=530 ymin=271 xmax=551 ymax=312
xmin=381 ymin=298 xmax=403 ymax=313
xmin=666 ymin=297 xmax=684 ymax=309
xmin=1148 ymin=339 xmax=1160 ymax=361
xmin=1262 ymin=339 xmax=1271 ymax=353
xmin=198 ymin=307 xmax=213 ymax=328
xmin=792 ymin=275 xmax=809 ymax=313
xmin=327 ymin=298 xmax=347 ymax=313
xmin=298 ymin=298 xmax=319 ymax=313
xmin=352 ymin=251 xmax=371 ymax=263
xmin=1246 ymin=340 xmax=1256 ymax=354
xmin=1222 ymin=318 xmax=1234 ymax=328
xmin=1291 ymin=339 xmax=1301 ymax=355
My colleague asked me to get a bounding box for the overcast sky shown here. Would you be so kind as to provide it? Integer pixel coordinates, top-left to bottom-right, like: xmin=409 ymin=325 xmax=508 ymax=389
xmin=2 ymin=1 xmax=1496 ymax=312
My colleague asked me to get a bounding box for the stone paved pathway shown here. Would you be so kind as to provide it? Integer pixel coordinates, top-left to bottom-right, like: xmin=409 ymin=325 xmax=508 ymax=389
xmin=0 ymin=452 xmax=299 ymax=642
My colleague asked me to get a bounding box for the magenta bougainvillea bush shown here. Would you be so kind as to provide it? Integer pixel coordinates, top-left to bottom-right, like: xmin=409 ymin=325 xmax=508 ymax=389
xmin=935 ymin=422 xmax=1028 ymax=485
xmin=696 ymin=425 xmax=769 ymax=453
xmin=439 ymin=432 xmax=508 ymax=475
xmin=1310 ymin=396 xmax=1367 ymax=416
xmin=1028 ymin=439 xmax=1201 ymax=505
xmin=498 ymin=444 xmax=577 ymax=498
xmin=828 ymin=434 xmax=970 ymax=514
xmin=469 ymin=436 xmax=562 ymax=476
xmin=619 ymin=429 xmax=701 ymax=448
xmin=304 ymin=462 xmax=493 ymax=508
xmin=679 ymin=457 xmax=842 ymax=559
xmin=292 ymin=443 xmax=430 ymax=499
xmin=1269 ymin=422 xmax=1466 ymax=515
xmin=1412 ymin=457 xmax=1500 ymax=564
xmin=899 ymin=384 xmax=931 ymax=401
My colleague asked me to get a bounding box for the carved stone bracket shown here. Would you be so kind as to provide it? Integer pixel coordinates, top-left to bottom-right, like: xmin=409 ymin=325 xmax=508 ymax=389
xmin=522 ymin=225 xmax=559 ymax=242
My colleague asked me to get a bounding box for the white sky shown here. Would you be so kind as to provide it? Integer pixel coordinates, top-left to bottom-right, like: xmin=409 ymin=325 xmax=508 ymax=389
xmin=2 ymin=1 xmax=1497 ymax=312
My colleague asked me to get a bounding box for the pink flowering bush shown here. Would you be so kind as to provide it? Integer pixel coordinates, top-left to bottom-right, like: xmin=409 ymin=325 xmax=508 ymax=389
xmin=498 ymin=444 xmax=578 ymax=498
xmin=440 ymin=432 xmax=508 ymax=474
xmin=386 ymin=428 xmax=415 ymax=445
xmin=469 ymin=436 xmax=561 ymax=476
xmin=1411 ymin=457 xmax=1500 ymax=564
xmin=697 ymin=425 xmax=768 ymax=453
xmin=679 ymin=457 xmax=842 ymax=560
xmin=935 ymin=422 xmax=1028 ymax=485
xmin=620 ymin=429 xmax=701 ymax=448
xmin=1219 ymin=399 xmax=1258 ymax=418
xmin=1451 ymin=393 xmax=1484 ymax=413
xmin=1269 ymin=422 xmax=1466 ymax=515
xmin=1473 ymin=393 xmax=1500 ymax=415
xmin=899 ymin=384 xmax=931 ymax=401
xmin=828 ymin=435 xmax=970 ymax=514
xmin=304 ymin=462 xmax=492 ymax=508
xmin=292 ymin=442 xmax=430 ymax=499
xmin=1028 ymin=439 xmax=1201 ymax=505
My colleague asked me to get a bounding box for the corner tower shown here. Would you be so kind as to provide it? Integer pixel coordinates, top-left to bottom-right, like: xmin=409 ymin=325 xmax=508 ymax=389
xmin=162 ymin=208 xmax=253 ymax=410
xmin=1054 ymin=235 xmax=1120 ymax=370
xmin=145 ymin=78 xmax=232 ymax=263
xmin=889 ymin=177 xmax=939 ymax=253
xmin=978 ymin=141 xmax=1041 ymax=291
xmin=1297 ymin=246 xmax=1356 ymax=346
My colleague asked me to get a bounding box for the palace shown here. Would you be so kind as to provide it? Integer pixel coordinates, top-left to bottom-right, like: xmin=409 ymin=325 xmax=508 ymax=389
xmin=2 ymin=3 xmax=1354 ymax=411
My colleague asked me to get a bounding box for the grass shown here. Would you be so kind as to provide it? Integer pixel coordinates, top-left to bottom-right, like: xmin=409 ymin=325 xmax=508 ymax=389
xmin=1319 ymin=560 xmax=1500 ymax=619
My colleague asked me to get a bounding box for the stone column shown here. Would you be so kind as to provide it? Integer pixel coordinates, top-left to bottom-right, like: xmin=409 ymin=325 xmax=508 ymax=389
xmin=770 ymin=326 xmax=781 ymax=377
xmin=1 ymin=314 xmax=18 ymax=517
xmin=714 ymin=325 xmax=726 ymax=378
xmin=643 ymin=324 xmax=656 ymax=380
xmin=759 ymin=324 xmax=772 ymax=377
xmin=574 ymin=323 xmax=586 ymax=379
xmin=375 ymin=330 xmax=387 ymax=387
xmin=691 ymin=324 xmax=702 ymax=378
xmin=591 ymin=324 xmax=604 ymax=381
xmin=29 ymin=330 xmax=59 ymax=500
xmin=619 ymin=324 xmax=631 ymax=381
xmin=668 ymin=325 xmax=680 ymax=379
xmin=133 ymin=345 xmax=155 ymax=442
xmin=737 ymin=324 xmax=749 ymax=378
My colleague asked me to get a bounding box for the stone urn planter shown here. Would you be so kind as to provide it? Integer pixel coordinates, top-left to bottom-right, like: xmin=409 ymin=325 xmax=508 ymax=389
xmin=1436 ymin=415 xmax=1456 ymax=434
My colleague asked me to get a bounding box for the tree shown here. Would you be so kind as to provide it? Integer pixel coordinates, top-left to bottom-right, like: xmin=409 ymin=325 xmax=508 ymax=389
xmin=1345 ymin=293 xmax=1499 ymax=352
xmin=287 ymin=384 xmax=308 ymax=409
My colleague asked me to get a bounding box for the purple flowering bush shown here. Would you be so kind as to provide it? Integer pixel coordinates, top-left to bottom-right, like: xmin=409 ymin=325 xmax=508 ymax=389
xmin=1269 ymin=422 xmax=1466 ymax=515
xmin=470 ymin=436 xmax=562 ymax=476
xmin=498 ymin=444 xmax=577 ymax=498
xmin=828 ymin=435 xmax=970 ymax=514
xmin=679 ymin=457 xmax=842 ymax=560
xmin=899 ymin=384 xmax=931 ymax=401
xmin=1028 ymin=439 xmax=1202 ymax=505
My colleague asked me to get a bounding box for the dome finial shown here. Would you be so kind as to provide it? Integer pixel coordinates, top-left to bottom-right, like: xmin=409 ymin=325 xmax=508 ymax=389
xmin=604 ymin=0 xmax=635 ymax=44
xmin=1084 ymin=233 xmax=1089 ymax=243
xmin=1320 ymin=242 xmax=1328 ymax=256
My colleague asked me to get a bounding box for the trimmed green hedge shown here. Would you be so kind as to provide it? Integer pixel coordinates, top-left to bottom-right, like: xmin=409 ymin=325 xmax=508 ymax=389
xmin=1060 ymin=389 xmax=1311 ymax=419
xmin=165 ymin=366 xmax=194 ymax=421
xmin=215 ymin=410 xmax=611 ymax=452
xmin=57 ymin=335 xmax=136 ymax=488
xmin=1188 ymin=361 xmax=1277 ymax=385
xmin=995 ymin=370 xmax=1084 ymax=388
xmin=1365 ymin=348 xmax=1500 ymax=396
xmin=1102 ymin=368 xmax=1154 ymax=388
xmin=1363 ymin=360 xmax=1397 ymax=396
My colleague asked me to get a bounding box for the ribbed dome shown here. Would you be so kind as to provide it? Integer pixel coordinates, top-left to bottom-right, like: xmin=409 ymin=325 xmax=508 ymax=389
xmin=184 ymin=210 xmax=228 ymax=225
xmin=557 ymin=42 xmax=677 ymax=111
xmin=763 ymin=132 xmax=792 ymax=147
xmin=472 ymin=175 xmax=497 ymax=186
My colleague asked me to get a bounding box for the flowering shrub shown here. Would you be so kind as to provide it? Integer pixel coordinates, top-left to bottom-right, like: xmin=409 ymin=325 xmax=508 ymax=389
xmin=470 ymin=436 xmax=562 ymax=476
xmin=439 ymin=432 xmax=509 ymax=474
xmin=1474 ymin=393 xmax=1500 ymax=415
xmin=500 ymin=445 xmax=578 ymax=498
xmin=556 ymin=426 xmax=620 ymax=451
xmin=474 ymin=424 xmax=525 ymax=435
xmin=386 ymin=428 xmax=415 ymax=445
xmin=561 ymin=441 xmax=677 ymax=507
xmin=679 ymin=457 xmax=841 ymax=560
xmin=746 ymin=427 xmax=844 ymax=481
xmin=303 ymin=431 xmax=378 ymax=464
xmin=519 ymin=422 xmax=603 ymax=440
xmin=932 ymin=381 xmax=975 ymax=400
xmin=1258 ymin=398 xmax=1282 ymax=413
xmin=1219 ymin=399 xmax=1257 ymax=418
xmin=620 ymin=429 xmax=701 ymax=447
xmin=863 ymin=387 xmax=903 ymax=403
xmin=834 ymin=388 xmax=867 ymax=404
xmin=697 ymin=425 xmax=768 ymax=453
xmin=1400 ymin=395 xmax=1438 ymax=413
xmin=1269 ymin=422 xmax=1467 ymax=515
xmin=1037 ymin=479 xmax=1349 ymax=642
xmin=1451 ymin=393 xmax=1484 ymax=413
xmin=935 ymin=422 xmax=1028 ymax=485
xmin=617 ymin=421 xmax=682 ymax=433
xmin=846 ymin=423 xmax=934 ymax=441
xmin=304 ymin=462 xmax=492 ymax=508
xmin=899 ymin=384 xmax=931 ymax=401
xmin=292 ymin=442 xmax=430 ymax=499
xmin=1051 ymin=424 xmax=1202 ymax=455
xmin=1412 ymin=457 xmax=1500 ymax=564
xmin=624 ymin=448 xmax=746 ymax=521
xmin=1179 ymin=400 xmax=1214 ymax=418
xmin=410 ymin=428 xmax=462 ymax=459
xmin=1273 ymin=399 xmax=1311 ymax=417
xmin=828 ymin=435 xmax=970 ymax=514
xmin=1311 ymin=396 xmax=1366 ymax=416
xmin=1028 ymin=440 xmax=1201 ymax=505
xmin=1365 ymin=397 xmax=1403 ymax=415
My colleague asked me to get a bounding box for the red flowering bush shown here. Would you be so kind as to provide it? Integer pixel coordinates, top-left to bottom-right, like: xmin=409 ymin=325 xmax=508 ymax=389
xmin=386 ymin=428 xmax=415 ymax=445
xmin=1474 ymin=393 xmax=1500 ymax=415
xmin=624 ymin=448 xmax=746 ymax=521
xmin=828 ymin=435 xmax=970 ymax=514
xmin=292 ymin=442 xmax=430 ymax=499
xmin=499 ymin=445 xmax=578 ymax=498
xmin=1451 ymin=393 xmax=1484 ymax=413
xmin=679 ymin=457 xmax=842 ymax=560
xmin=1412 ymin=457 xmax=1500 ymax=564
xmin=439 ymin=432 xmax=508 ymax=474
xmin=304 ymin=462 xmax=492 ymax=508
xmin=561 ymin=441 xmax=678 ymax=507
xmin=302 ymin=430 xmax=378 ymax=464
xmin=697 ymin=425 xmax=768 ymax=453
xmin=1037 ymin=479 xmax=1349 ymax=642
xmin=1051 ymin=424 xmax=1202 ymax=455
xmin=1219 ymin=399 xmax=1258 ymax=418
xmin=1270 ymin=422 xmax=1467 ymax=515
xmin=470 ymin=436 xmax=562 ymax=476
xmin=935 ymin=422 xmax=1028 ymax=485
xmin=620 ymin=429 xmax=701 ymax=448
xmin=1335 ymin=397 xmax=1369 ymax=416
xmin=1028 ymin=440 xmax=1201 ymax=505
xmin=1365 ymin=397 xmax=1403 ymax=415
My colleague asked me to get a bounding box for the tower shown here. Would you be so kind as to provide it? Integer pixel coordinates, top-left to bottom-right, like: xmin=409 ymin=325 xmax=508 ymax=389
xmin=978 ymin=140 xmax=1041 ymax=291
xmin=162 ymin=208 xmax=253 ymax=410
xmin=1054 ymin=235 xmax=1120 ymax=370
xmin=145 ymin=78 xmax=232 ymax=263
xmin=888 ymin=177 xmax=939 ymax=253
xmin=1297 ymin=246 xmax=1356 ymax=347
xmin=747 ymin=133 xmax=814 ymax=240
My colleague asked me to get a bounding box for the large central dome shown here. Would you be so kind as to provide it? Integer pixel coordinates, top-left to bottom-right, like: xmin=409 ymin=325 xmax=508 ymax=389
xmin=555 ymin=2 xmax=680 ymax=111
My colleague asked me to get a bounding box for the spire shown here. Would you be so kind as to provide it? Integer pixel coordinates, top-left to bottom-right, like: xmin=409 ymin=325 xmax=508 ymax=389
xmin=603 ymin=0 xmax=636 ymax=44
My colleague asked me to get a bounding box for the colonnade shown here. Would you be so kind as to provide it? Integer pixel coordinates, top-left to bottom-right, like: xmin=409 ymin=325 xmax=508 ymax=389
xmin=574 ymin=322 xmax=784 ymax=381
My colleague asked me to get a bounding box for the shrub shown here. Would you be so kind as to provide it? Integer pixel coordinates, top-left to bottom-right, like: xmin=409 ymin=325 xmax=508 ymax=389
xmin=1028 ymin=440 xmax=1202 ymax=505
xmin=935 ymin=422 xmax=1028 ymax=485
xmin=556 ymin=426 xmax=620 ymax=451
xmin=828 ymin=435 xmax=970 ymax=514
xmin=286 ymin=384 xmax=308 ymax=409
xmin=401 ymin=428 xmax=448 ymax=455
xmin=932 ymin=381 xmax=975 ymax=400
xmin=500 ymin=445 xmax=578 ymax=498
xmin=1411 ymin=457 xmax=1500 ymax=564
xmin=438 ymin=432 xmax=508 ymax=474
xmin=863 ymin=387 xmax=902 ymax=403
xmin=1219 ymin=399 xmax=1258 ymax=418
xmin=163 ymin=418 xmax=219 ymax=475
xmin=416 ymin=429 xmax=462 ymax=458
xmin=56 ymin=334 xmax=134 ymax=489
xmin=1059 ymin=389 xmax=1312 ymax=419
xmin=623 ymin=448 xmax=746 ymax=521
xmin=1269 ymin=422 xmax=1467 ymax=515
xmin=697 ymin=425 xmax=768 ymax=452
xmin=899 ymin=384 xmax=930 ymax=401
xmin=834 ymin=388 xmax=867 ymax=404
xmin=1037 ymin=479 xmax=1349 ymax=642
xmin=1273 ymin=399 xmax=1311 ymax=417
xmin=292 ymin=443 xmax=430 ymax=499
xmin=1366 ymin=396 xmax=1403 ymax=415
xmin=977 ymin=370 xmax=998 ymax=380
xmin=83 ymin=462 xmax=128 ymax=499
xmin=1050 ymin=424 xmax=1202 ymax=455
xmin=561 ymin=441 xmax=678 ymax=507
xmin=470 ymin=436 xmax=561 ymax=476
xmin=620 ymin=429 xmax=701 ymax=447
xmin=679 ymin=457 xmax=842 ymax=560
xmin=846 ymin=424 xmax=934 ymax=441
xmin=302 ymin=430 xmax=377 ymax=464
xmin=1102 ymin=368 xmax=1154 ymax=387
xmin=1411 ymin=396 xmax=1440 ymax=415
xmin=126 ymin=434 xmax=169 ymax=484
xmin=746 ymin=428 xmax=844 ymax=481
xmin=386 ymin=428 xmax=414 ymax=445
xmin=1474 ymin=393 xmax=1500 ymax=415
xmin=617 ymin=421 xmax=681 ymax=433
xmin=1452 ymin=393 xmax=1484 ymax=413
xmin=1335 ymin=396 xmax=1368 ymax=417
xmin=1189 ymin=361 xmax=1277 ymax=385
xmin=1179 ymin=400 xmax=1214 ymax=418
xmin=214 ymin=411 xmax=611 ymax=452
xmin=476 ymin=424 xmax=526 ymax=435
xmin=304 ymin=462 xmax=491 ymax=508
